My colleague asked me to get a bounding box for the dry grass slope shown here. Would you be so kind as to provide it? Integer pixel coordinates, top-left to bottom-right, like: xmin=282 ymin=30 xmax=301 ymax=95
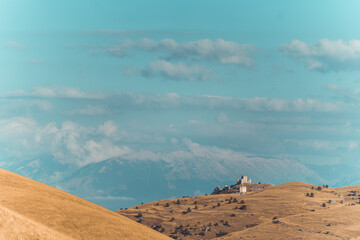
xmin=0 ymin=168 xmax=170 ymax=240
xmin=119 ymin=182 xmax=360 ymax=240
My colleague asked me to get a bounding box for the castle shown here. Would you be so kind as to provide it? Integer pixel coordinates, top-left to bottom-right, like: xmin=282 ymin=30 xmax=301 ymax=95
xmin=237 ymin=175 xmax=252 ymax=185
xmin=212 ymin=175 xmax=252 ymax=195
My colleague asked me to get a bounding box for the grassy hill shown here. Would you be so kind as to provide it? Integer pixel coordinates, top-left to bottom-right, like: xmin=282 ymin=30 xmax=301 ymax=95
xmin=0 ymin=168 xmax=170 ymax=240
xmin=118 ymin=182 xmax=360 ymax=239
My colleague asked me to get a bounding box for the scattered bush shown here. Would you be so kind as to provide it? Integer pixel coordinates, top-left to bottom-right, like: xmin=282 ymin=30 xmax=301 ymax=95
xmin=239 ymin=205 xmax=247 ymax=210
xmin=216 ymin=230 xmax=228 ymax=237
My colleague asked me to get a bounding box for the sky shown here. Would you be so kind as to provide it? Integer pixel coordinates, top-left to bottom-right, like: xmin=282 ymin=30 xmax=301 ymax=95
xmin=2 ymin=0 xmax=360 ymax=188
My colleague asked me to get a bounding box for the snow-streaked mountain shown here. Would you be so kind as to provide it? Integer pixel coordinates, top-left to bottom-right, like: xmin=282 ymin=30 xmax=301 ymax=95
xmin=59 ymin=155 xmax=323 ymax=210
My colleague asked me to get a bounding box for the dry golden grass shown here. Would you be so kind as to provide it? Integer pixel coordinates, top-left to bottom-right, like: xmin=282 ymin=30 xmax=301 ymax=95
xmin=119 ymin=182 xmax=360 ymax=239
xmin=0 ymin=168 xmax=170 ymax=240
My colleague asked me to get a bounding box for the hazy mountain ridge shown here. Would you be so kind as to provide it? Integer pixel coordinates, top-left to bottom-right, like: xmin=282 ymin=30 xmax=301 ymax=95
xmin=58 ymin=156 xmax=324 ymax=209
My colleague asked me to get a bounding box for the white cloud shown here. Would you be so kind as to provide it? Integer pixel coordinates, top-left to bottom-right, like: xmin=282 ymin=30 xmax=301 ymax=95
xmin=284 ymin=139 xmax=359 ymax=151
xmin=4 ymin=41 xmax=26 ymax=49
xmin=0 ymin=118 xmax=132 ymax=166
xmin=324 ymin=83 xmax=360 ymax=101
xmin=216 ymin=112 xmax=229 ymax=123
xmin=281 ymin=39 xmax=360 ymax=71
xmin=29 ymin=59 xmax=46 ymax=64
xmin=8 ymin=86 xmax=105 ymax=99
xmin=142 ymin=60 xmax=212 ymax=81
xmin=108 ymin=38 xmax=256 ymax=68
xmin=97 ymin=121 xmax=118 ymax=137
xmin=6 ymin=86 xmax=353 ymax=113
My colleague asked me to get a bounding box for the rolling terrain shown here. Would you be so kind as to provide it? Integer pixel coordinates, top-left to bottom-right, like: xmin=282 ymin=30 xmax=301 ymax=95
xmin=118 ymin=182 xmax=360 ymax=239
xmin=0 ymin=168 xmax=170 ymax=240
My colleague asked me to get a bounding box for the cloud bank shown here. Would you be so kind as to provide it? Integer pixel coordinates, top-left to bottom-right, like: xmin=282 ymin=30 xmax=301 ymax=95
xmin=281 ymin=39 xmax=360 ymax=71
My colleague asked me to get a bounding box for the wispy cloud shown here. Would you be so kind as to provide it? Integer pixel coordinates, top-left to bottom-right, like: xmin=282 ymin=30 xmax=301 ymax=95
xmin=142 ymin=60 xmax=212 ymax=81
xmin=281 ymin=39 xmax=360 ymax=71
xmin=107 ymin=38 xmax=256 ymax=68
xmin=29 ymin=59 xmax=47 ymax=64
xmin=7 ymin=86 xmax=106 ymax=99
xmin=83 ymin=30 xmax=146 ymax=35
xmin=4 ymin=41 xmax=26 ymax=50
xmin=6 ymin=86 xmax=352 ymax=113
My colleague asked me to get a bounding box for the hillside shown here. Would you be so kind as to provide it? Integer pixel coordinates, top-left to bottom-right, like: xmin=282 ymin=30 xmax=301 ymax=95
xmin=118 ymin=182 xmax=360 ymax=239
xmin=0 ymin=168 xmax=170 ymax=240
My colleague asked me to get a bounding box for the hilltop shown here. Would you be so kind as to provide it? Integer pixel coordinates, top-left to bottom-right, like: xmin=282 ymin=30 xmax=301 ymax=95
xmin=118 ymin=181 xmax=360 ymax=239
xmin=0 ymin=168 xmax=170 ymax=240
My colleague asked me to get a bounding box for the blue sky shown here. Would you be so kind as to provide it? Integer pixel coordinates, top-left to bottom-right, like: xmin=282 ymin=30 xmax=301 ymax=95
xmin=2 ymin=0 xmax=360 ymax=194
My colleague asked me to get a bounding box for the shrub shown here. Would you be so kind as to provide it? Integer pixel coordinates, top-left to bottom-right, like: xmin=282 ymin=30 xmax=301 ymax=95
xmin=216 ymin=231 xmax=228 ymax=237
xmin=239 ymin=205 xmax=247 ymax=210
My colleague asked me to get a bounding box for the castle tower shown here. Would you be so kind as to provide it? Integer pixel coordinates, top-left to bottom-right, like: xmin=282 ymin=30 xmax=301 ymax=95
xmin=239 ymin=186 xmax=247 ymax=194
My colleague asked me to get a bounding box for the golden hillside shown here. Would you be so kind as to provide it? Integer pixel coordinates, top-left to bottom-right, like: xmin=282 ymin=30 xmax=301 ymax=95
xmin=0 ymin=168 xmax=170 ymax=240
xmin=118 ymin=182 xmax=360 ymax=239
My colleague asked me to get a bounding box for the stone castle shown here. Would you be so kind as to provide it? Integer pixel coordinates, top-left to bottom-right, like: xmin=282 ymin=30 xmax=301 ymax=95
xmin=237 ymin=175 xmax=252 ymax=185
xmin=212 ymin=175 xmax=252 ymax=195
